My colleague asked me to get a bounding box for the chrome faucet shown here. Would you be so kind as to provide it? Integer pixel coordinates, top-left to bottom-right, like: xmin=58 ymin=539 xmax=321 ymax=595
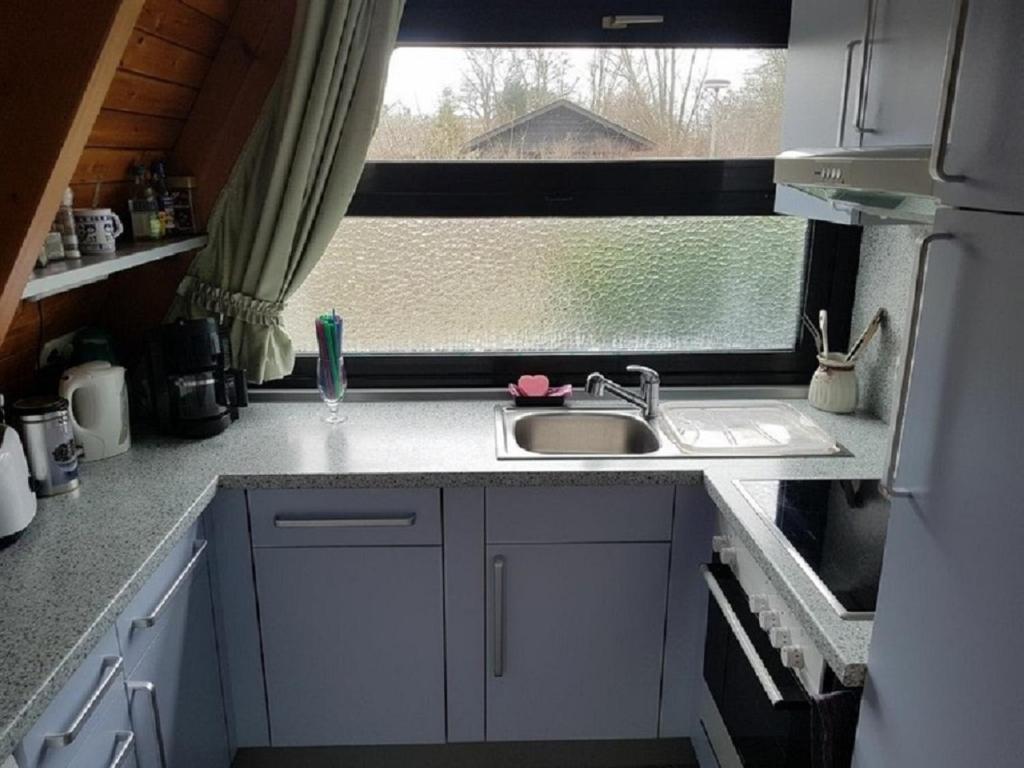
xmin=585 ymin=365 xmax=661 ymax=420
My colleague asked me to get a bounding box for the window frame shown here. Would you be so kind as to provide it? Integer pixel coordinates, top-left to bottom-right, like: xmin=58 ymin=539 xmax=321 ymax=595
xmin=264 ymin=5 xmax=865 ymax=390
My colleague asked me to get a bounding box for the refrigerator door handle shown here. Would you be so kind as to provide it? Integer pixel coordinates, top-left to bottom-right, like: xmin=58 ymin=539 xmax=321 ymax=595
xmin=883 ymin=232 xmax=954 ymax=499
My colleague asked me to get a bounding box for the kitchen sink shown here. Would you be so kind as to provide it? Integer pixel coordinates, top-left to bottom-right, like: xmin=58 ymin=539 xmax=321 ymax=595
xmin=495 ymin=407 xmax=682 ymax=459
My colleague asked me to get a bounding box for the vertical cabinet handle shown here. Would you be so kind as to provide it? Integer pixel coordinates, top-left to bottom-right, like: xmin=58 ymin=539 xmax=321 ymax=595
xmin=44 ymin=656 xmax=124 ymax=748
xmin=883 ymin=232 xmax=954 ymax=499
xmin=493 ymin=556 xmax=505 ymax=678
xmin=127 ymin=681 xmax=169 ymax=768
xmin=838 ymin=40 xmax=863 ymax=146
xmin=930 ymin=0 xmax=970 ymax=183
xmin=854 ymin=0 xmax=877 ymax=134
xmin=108 ymin=731 xmax=136 ymax=768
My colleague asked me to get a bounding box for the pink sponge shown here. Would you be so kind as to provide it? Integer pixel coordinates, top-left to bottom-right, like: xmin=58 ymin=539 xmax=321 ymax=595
xmin=516 ymin=374 xmax=550 ymax=397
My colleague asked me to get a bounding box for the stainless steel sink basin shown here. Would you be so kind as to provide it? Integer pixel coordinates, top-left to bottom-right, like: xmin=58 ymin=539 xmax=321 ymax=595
xmin=495 ymin=407 xmax=682 ymax=459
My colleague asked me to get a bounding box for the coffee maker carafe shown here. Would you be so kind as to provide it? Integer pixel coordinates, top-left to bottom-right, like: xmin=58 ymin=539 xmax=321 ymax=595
xmin=143 ymin=319 xmax=248 ymax=438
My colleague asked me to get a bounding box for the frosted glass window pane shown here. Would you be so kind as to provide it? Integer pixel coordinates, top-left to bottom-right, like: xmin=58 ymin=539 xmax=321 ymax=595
xmin=283 ymin=217 xmax=808 ymax=354
xmin=370 ymin=47 xmax=785 ymax=160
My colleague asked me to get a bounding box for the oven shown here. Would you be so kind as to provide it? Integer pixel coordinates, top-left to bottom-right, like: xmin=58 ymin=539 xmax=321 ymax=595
xmin=702 ymin=563 xmax=811 ymax=767
xmin=699 ymin=553 xmax=861 ymax=768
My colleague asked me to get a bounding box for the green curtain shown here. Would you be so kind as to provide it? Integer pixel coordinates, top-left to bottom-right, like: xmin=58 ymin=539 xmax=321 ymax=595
xmin=170 ymin=0 xmax=404 ymax=383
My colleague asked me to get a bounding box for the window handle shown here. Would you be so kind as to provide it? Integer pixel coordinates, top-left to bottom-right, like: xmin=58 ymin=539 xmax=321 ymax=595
xmin=602 ymin=14 xmax=664 ymax=30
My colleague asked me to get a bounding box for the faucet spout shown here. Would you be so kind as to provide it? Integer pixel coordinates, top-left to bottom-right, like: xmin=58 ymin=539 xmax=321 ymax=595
xmin=585 ymin=366 xmax=661 ymax=420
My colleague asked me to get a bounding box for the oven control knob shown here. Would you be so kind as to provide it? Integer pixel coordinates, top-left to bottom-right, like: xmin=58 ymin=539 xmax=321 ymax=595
xmin=711 ymin=535 xmax=731 ymax=553
xmin=780 ymin=645 xmax=805 ymax=670
xmin=758 ymin=610 xmax=782 ymax=631
xmin=769 ymin=627 xmax=792 ymax=649
xmin=749 ymin=594 xmax=770 ymax=613
xmin=718 ymin=547 xmax=738 ymax=567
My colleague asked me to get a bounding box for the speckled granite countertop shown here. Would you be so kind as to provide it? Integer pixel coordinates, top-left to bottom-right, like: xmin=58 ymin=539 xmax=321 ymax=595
xmin=0 ymin=394 xmax=891 ymax=758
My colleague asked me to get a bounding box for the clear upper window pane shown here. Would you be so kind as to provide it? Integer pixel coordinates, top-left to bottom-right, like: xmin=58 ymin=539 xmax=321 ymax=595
xmin=283 ymin=216 xmax=808 ymax=354
xmin=368 ymin=47 xmax=786 ymax=161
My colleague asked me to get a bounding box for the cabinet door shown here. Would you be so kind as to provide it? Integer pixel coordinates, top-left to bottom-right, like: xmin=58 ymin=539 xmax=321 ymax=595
xmin=254 ymin=547 xmax=446 ymax=746
xmin=128 ymin=558 xmax=230 ymax=768
xmin=775 ymin=0 xmax=870 ymax=222
xmin=858 ymin=0 xmax=955 ymax=147
xmin=485 ymin=543 xmax=671 ymax=741
xmin=934 ymin=0 xmax=1024 ymax=212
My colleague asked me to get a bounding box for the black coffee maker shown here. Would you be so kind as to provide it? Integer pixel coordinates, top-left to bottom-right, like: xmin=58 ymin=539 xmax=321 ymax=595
xmin=142 ymin=319 xmax=248 ymax=438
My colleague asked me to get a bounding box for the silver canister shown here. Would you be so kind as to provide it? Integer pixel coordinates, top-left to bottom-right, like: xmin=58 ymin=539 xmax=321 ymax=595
xmin=13 ymin=396 xmax=80 ymax=496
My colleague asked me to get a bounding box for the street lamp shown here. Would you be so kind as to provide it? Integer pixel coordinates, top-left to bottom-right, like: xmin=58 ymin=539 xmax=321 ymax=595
xmin=702 ymin=79 xmax=731 ymax=157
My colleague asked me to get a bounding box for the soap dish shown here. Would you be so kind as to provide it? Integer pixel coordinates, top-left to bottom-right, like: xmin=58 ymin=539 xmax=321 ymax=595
xmin=508 ymin=383 xmax=572 ymax=408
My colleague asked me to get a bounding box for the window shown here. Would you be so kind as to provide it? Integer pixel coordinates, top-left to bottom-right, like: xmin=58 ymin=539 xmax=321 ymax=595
xmin=273 ymin=6 xmax=861 ymax=389
xmin=367 ymin=47 xmax=786 ymax=161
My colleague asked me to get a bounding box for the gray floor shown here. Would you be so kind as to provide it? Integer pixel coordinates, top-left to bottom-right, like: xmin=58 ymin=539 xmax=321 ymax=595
xmin=233 ymin=739 xmax=696 ymax=768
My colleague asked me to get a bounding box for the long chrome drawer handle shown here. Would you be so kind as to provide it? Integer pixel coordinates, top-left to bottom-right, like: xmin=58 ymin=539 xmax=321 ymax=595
xmin=127 ymin=681 xmax=168 ymax=768
xmin=702 ymin=566 xmax=784 ymax=707
xmin=273 ymin=514 xmax=416 ymax=528
xmin=108 ymin=731 xmax=135 ymax=768
xmin=493 ymin=555 xmax=505 ymax=678
xmin=44 ymin=656 xmax=124 ymax=748
xmin=132 ymin=540 xmax=208 ymax=629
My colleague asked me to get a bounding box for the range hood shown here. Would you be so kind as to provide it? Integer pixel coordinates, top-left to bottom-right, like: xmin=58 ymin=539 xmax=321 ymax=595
xmin=774 ymin=146 xmax=939 ymax=223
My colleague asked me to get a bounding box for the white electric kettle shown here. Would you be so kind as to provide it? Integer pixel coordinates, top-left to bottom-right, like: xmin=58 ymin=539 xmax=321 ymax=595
xmin=58 ymin=362 xmax=131 ymax=461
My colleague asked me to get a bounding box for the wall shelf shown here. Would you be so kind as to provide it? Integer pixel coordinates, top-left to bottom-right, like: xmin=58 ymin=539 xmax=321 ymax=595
xmin=22 ymin=235 xmax=207 ymax=301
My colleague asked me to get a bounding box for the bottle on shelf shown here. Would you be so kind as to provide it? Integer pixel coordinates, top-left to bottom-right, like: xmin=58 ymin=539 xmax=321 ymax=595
xmin=129 ymin=163 xmax=162 ymax=240
xmin=56 ymin=187 xmax=80 ymax=259
xmin=151 ymin=160 xmax=176 ymax=237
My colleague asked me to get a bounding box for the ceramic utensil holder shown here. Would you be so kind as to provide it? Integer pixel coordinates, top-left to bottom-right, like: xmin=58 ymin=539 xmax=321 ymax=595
xmin=808 ymin=353 xmax=858 ymax=414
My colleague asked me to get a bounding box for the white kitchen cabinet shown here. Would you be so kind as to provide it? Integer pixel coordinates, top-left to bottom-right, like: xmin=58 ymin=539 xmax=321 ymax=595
xmin=15 ymin=628 xmax=136 ymax=768
xmin=857 ymin=0 xmax=956 ymax=148
xmin=931 ymin=0 xmax=1024 ymax=212
xmin=775 ymin=0 xmax=870 ymax=222
xmin=859 ymin=0 xmax=1024 ymax=214
xmin=248 ymin=488 xmax=446 ymax=747
xmin=126 ymin=550 xmax=230 ymax=768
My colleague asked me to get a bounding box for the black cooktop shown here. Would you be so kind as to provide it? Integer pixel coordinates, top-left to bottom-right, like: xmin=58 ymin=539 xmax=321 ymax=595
xmin=736 ymin=479 xmax=890 ymax=616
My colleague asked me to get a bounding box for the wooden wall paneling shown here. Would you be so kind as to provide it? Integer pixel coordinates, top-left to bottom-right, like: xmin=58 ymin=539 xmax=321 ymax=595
xmin=120 ymin=30 xmax=214 ymax=86
xmin=137 ymin=0 xmax=229 ymax=56
xmin=104 ymin=70 xmax=198 ymax=118
xmin=173 ymin=0 xmax=298 ymax=220
xmin=182 ymin=0 xmax=239 ymax=24
xmin=0 ymin=0 xmax=146 ymax=351
xmin=90 ymin=109 xmax=186 ymax=149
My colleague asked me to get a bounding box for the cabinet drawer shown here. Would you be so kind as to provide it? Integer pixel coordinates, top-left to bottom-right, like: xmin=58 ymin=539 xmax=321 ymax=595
xmin=15 ymin=627 xmax=126 ymax=768
xmin=486 ymin=486 xmax=674 ymax=543
xmin=249 ymin=488 xmax=441 ymax=547
xmin=115 ymin=521 xmax=202 ymax=674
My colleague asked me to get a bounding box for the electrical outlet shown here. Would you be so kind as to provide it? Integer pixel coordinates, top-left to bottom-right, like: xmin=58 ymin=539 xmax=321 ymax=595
xmin=39 ymin=330 xmax=78 ymax=369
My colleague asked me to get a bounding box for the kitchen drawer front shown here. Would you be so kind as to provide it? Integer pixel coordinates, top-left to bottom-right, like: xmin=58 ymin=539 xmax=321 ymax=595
xmin=65 ymin=686 xmax=136 ymax=768
xmin=115 ymin=520 xmax=202 ymax=674
xmin=15 ymin=627 xmax=126 ymax=768
xmin=486 ymin=486 xmax=674 ymax=543
xmin=249 ymin=488 xmax=441 ymax=547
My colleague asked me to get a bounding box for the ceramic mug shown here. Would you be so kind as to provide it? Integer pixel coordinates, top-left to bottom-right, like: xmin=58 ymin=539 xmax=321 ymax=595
xmin=808 ymin=353 xmax=858 ymax=414
xmin=74 ymin=208 xmax=124 ymax=254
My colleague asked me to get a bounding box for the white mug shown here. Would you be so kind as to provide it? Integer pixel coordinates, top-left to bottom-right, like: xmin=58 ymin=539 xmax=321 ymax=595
xmin=74 ymin=208 xmax=124 ymax=254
